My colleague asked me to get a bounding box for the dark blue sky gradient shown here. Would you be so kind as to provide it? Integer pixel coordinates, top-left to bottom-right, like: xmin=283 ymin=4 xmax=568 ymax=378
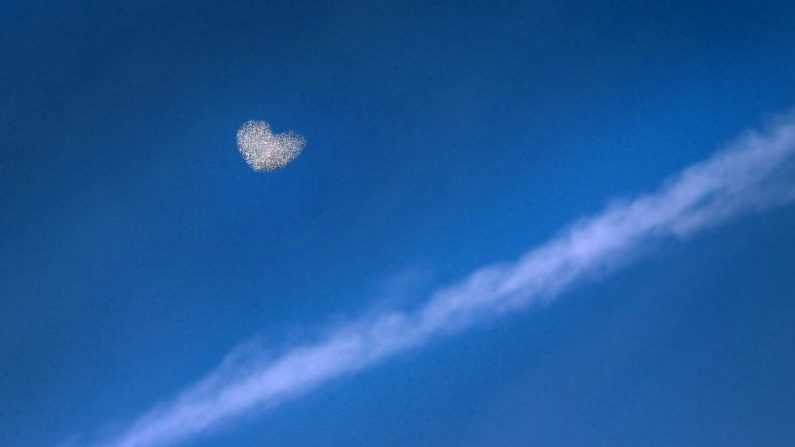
xmin=2 ymin=1 xmax=795 ymax=446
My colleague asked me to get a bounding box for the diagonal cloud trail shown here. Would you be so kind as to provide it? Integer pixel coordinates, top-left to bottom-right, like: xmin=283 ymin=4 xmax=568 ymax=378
xmin=98 ymin=114 xmax=795 ymax=447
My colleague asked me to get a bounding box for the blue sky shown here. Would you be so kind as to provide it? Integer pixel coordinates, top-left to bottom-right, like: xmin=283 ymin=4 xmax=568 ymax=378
xmin=2 ymin=1 xmax=795 ymax=446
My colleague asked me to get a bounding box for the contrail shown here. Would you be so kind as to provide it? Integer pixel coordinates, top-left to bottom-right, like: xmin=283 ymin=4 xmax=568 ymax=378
xmin=97 ymin=114 xmax=795 ymax=447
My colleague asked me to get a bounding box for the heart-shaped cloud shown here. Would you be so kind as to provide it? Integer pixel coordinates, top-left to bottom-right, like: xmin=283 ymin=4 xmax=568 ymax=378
xmin=236 ymin=120 xmax=306 ymax=172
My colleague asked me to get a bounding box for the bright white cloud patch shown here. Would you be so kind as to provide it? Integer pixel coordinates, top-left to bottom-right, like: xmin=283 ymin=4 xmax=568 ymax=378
xmin=98 ymin=114 xmax=795 ymax=447
xmin=236 ymin=120 xmax=305 ymax=172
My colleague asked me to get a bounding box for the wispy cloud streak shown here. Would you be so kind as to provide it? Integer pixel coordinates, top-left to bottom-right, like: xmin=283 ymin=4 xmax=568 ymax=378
xmin=99 ymin=115 xmax=795 ymax=447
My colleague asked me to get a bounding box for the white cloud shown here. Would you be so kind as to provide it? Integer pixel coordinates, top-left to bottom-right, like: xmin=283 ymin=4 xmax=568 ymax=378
xmin=98 ymin=114 xmax=795 ymax=447
xmin=237 ymin=120 xmax=305 ymax=172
